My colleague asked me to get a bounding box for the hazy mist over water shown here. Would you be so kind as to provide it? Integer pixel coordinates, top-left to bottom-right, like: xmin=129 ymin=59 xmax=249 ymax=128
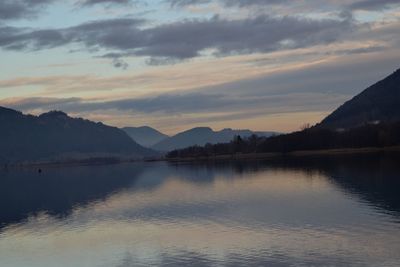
xmin=1 ymin=153 xmax=400 ymax=267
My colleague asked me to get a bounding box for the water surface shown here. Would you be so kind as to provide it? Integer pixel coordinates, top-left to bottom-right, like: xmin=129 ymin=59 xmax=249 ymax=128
xmin=1 ymin=153 xmax=400 ymax=266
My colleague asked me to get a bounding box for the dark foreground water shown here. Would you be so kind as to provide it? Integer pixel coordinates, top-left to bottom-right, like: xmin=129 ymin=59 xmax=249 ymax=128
xmin=1 ymin=153 xmax=400 ymax=267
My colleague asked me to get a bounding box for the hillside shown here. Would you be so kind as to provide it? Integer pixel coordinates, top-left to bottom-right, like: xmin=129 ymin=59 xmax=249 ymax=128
xmin=319 ymin=68 xmax=400 ymax=129
xmin=0 ymin=107 xmax=156 ymax=163
xmin=122 ymin=126 xmax=169 ymax=147
xmin=166 ymin=68 xmax=400 ymax=158
xmin=152 ymin=127 xmax=278 ymax=151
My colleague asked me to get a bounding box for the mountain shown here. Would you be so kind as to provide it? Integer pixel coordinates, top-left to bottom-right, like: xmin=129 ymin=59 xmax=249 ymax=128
xmin=0 ymin=107 xmax=156 ymax=163
xmin=152 ymin=127 xmax=278 ymax=151
xmin=319 ymin=68 xmax=400 ymax=130
xmin=122 ymin=126 xmax=169 ymax=147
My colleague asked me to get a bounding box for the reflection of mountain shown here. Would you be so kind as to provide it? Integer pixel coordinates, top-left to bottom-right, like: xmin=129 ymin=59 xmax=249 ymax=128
xmin=259 ymin=154 xmax=400 ymax=217
xmin=168 ymin=153 xmax=400 ymax=218
xmin=315 ymin=154 xmax=400 ymax=217
xmin=1 ymin=153 xmax=399 ymax=230
xmin=0 ymin=164 xmax=146 ymax=228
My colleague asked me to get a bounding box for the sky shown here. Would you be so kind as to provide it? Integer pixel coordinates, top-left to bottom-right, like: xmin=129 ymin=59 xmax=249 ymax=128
xmin=0 ymin=0 xmax=399 ymax=134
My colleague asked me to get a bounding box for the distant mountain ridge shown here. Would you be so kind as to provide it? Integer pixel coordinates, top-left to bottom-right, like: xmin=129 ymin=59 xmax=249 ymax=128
xmin=122 ymin=126 xmax=169 ymax=147
xmin=319 ymin=68 xmax=400 ymax=129
xmin=152 ymin=127 xmax=278 ymax=151
xmin=0 ymin=107 xmax=155 ymax=163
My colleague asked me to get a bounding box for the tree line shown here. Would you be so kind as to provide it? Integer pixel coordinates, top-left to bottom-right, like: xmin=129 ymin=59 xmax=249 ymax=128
xmin=166 ymin=122 xmax=400 ymax=158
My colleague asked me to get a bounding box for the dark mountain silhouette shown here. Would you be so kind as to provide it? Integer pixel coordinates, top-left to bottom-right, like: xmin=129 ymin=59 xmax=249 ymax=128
xmin=152 ymin=127 xmax=278 ymax=151
xmin=122 ymin=126 xmax=169 ymax=147
xmin=0 ymin=107 xmax=156 ymax=163
xmin=167 ymin=121 xmax=400 ymax=158
xmin=167 ymin=68 xmax=400 ymax=158
xmin=319 ymin=68 xmax=400 ymax=129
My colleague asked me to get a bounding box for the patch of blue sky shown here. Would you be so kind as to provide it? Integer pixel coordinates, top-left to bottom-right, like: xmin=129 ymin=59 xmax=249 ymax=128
xmin=0 ymin=83 xmax=40 ymax=99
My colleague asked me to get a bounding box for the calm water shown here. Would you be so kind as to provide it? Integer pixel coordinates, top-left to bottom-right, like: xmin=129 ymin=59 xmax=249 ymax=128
xmin=1 ymin=153 xmax=400 ymax=267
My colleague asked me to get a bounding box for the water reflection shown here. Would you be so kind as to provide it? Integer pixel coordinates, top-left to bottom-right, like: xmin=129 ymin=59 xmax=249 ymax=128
xmin=0 ymin=164 xmax=147 ymax=228
xmin=0 ymin=153 xmax=400 ymax=267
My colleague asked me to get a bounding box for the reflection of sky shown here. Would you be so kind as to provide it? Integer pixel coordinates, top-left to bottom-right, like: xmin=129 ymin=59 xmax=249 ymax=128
xmin=0 ymin=1 xmax=400 ymax=133
xmin=0 ymin=162 xmax=399 ymax=267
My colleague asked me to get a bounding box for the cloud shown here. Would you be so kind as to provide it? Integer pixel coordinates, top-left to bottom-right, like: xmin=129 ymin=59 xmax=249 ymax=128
xmin=112 ymin=58 xmax=129 ymax=69
xmin=349 ymin=0 xmax=400 ymax=11
xmin=1 ymin=47 xmax=399 ymax=131
xmin=0 ymin=0 xmax=54 ymax=21
xmin=0 ymin=97 xmax=81 ymax=111
xmin=169 ymin=0 xmax=400 ymax=11
xmin=168 ymin=0 xmax=211 ymax=7
xmin=1 ymin=90 xmax=344 ymax=117
xmin=168 ymin=0 xmax=286 ymax=8
xmin=0 ymin=89 xmax=346 ymax=133
xmin=80 ymin=0 xmax=131 ymax=6
xmin=0 ymin=18 xmax=145 ymax=51
xmin=45 ymin=93 xmax=243 ymax=114
xmin=329 ymin=45 xmax=387 ymax=55
xmin=0 ymin=15 xmax=354 ymax=63
xmin=79 ymin=0 xmax=144 ymax=8
xmin=145 ymin=57 xmax=184 ymax=66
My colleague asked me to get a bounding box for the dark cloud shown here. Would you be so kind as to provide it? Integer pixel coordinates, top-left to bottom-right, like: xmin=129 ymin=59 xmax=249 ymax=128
xmin=169 ymin=0 xmax=400 ymax=10
xmin=0 ymin=0 xmax=54 ymax=21
xmin=5 ymin=97 xmax=81 ymax=111
xmin=0 ymin=26 xmax=65 ymax=50
xmin=112 ymin=58 xmax=129 ymax=69
xmin=168 ymin=0 xmax=400 ymax=17
xmin=0 ymin=15 xmax=353 ymax=63
xmin=2 ymin=90 xmax=341 ymax=117
xmin=2 ymin=94 xmax=234 ymax=114
xmin=84 ymin=93 xmax=240 ymax=114
xmin=0 ymin=18 xmax=144 ymax=50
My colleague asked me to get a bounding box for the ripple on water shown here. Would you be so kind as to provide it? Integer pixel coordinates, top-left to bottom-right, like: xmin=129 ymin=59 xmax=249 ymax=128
xmin=1 ymin=158 xmax=400 ymax=267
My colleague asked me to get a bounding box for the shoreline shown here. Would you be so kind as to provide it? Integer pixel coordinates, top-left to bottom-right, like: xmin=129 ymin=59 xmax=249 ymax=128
xmin=165 ymin=146 xmax=400 ymax=162
xmin=0 ymin=157 xmax=163 ymax=170
xmin=2 ymin=146 xmax=400 ymax=169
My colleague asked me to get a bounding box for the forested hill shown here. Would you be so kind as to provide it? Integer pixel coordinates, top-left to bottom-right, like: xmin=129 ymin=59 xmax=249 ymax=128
xmin=122 ymin=126 xmax=169 ymax=147
xmin=152 ymin=127 xmax=278 ymax=151
xmin=167 ymin=122 xmax=400 ymax=159
xmin=319 ymin=68 xmax=400 ymax=130
xmin=0 ymin=107 xmax=156 ymax=163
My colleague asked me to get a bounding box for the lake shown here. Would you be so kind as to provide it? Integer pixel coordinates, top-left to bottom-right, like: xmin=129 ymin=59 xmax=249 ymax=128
xmin=1 ymin=153 xmax=400 ymax=267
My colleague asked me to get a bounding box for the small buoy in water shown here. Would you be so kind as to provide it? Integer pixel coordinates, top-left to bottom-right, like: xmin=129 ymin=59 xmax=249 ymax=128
xmin=38 ymin=168 xmax=42 ymax=173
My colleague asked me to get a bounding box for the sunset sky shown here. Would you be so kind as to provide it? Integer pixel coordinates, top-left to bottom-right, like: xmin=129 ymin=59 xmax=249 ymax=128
xmin=0 ymin=0 xmax=399 ymax=134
